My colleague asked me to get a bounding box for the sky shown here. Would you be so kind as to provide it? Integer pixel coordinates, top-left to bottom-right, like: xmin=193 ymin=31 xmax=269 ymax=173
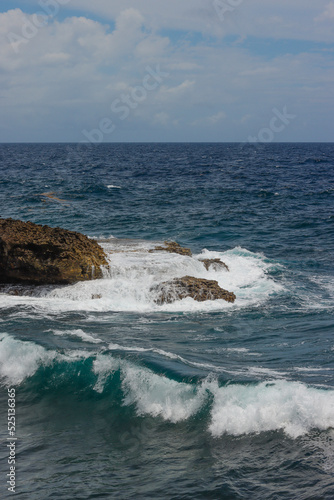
xmin=0 ymin=0 xmax=333 ymax=142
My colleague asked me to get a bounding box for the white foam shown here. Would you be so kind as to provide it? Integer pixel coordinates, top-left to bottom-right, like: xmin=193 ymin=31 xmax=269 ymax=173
xmin=303 ymin=431 xmax=334 ymax=473
xmin=246 ymin=366 xmax=288 ymax=378
xmin=1 ymin=335 xmax=333 ymax=438
xmin=107 ymin=185 xmax=121 ymax=189
xmin=302 ymin=275 xmax=334 ymax=311
xmin=0 ymin=245 xmax=285 ymax=314
xmin=92 ymin=353 xmax=208 ymax=421
xmin=107 ymin=343 xmax=219 ymax=369
xmin=92 ymin=355 xmax=120 ymax=393
xmin=92 ymin=353 xmax=334 ymax=437
xmin=195 ymin=247 xmax=284 ymax=307
xmin=206 ymin=347 xmax=262 ymax=356
xmin=108 ymin=343 xmax=148 ymax=353
xmin=207 ymin=379 xmax=334 ymax=438
xmin=52 ymin=329 xmax=103 ymax=344
xmin=120 ymin=361 xmax=206 ymax=422
xmin=294 ymin=367 xmax=333 ymax=373
xmin=0 ymin=334 xmax=93 ymax=386
xmin=225 ymin=347 xmax=250 ymax=353
xmin=0 ymin=334 xmax=55 ymax=385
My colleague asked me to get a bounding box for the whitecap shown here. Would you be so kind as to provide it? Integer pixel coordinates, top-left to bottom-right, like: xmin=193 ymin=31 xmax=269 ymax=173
xmin=1 ymin=335 xmax=334 ymax=439
xmin=120 ymin=361 xmax=207 ymax=422
xmin=52 ymin=329 xmax=103 ymax=344
xmin=0 ymin=334 xmax=56 ymax=385
xmin=207 ymin=379 xmax=334 ymax=439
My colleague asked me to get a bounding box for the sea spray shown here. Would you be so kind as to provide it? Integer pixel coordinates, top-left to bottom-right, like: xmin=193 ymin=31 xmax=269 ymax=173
xmin=0 ymin=245 xmax=284 ymax=314
xmin=1 ymin=335 xmax=334 ymax=439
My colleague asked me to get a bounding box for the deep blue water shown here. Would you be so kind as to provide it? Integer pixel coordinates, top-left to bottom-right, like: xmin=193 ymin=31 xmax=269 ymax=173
xmin=0 ymin=143 xmax=333 ymax=499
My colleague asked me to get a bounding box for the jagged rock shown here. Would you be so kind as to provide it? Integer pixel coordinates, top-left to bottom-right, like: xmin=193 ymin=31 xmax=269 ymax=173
xmin=199 ymin=258 xmax=229 ymax=272
xmin=150 ymin=241 xmax=192 ymax=257
xmin=0 ymin=218 xmax=108 ymax=285
xmin=152 ymin=275 xmax=236 ymax=305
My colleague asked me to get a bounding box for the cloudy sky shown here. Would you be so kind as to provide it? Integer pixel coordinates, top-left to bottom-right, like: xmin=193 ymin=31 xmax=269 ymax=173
xmin=0 ymin=0 xmax=333 ymax=142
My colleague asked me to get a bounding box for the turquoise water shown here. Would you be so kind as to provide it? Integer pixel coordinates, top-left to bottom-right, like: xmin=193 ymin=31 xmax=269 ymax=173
xmin=0 ymin=143 xmax=333 ymax=499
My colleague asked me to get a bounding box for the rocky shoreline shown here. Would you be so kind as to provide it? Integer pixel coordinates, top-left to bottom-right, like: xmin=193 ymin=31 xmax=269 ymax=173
xmin=0 ymin=218 xmax=108 ymax=285
xmin=0 ymin=219 xmax=236 ymax=304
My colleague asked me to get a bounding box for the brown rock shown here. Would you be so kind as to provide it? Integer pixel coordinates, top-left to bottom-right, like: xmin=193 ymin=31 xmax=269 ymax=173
xmin=0 ymin=218 xmax=108 ymax=285
xmin=152 ymin=275 xmax=236 ymax=305
xmin=150 ymin=241 xmax=192 ymax=257
xmin=199 ymin=258 xmax=229 ymax=272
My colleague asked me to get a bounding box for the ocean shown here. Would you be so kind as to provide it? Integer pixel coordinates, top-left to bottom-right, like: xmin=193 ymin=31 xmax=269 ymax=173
xmin=0 ymin=142 xmax=333 ymax=499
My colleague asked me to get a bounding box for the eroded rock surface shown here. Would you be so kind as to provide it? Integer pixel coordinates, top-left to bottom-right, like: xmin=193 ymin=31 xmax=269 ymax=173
xmin=152 ymin=275 xmax=236 ymax=305
xmin=199 ymin=258 xmax=229 ymax=272
xmin=150 ymin=241 xmax=192 ymax=257
xmin=0 ymin=218 xmax=108 ymax=285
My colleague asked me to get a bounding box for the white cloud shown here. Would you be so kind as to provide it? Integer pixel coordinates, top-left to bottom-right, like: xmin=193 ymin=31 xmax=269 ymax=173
xmin=315 ymin=2 xmax=334 ymax=21
xmin=208 ymin=111 xmax=226 ymax=124
xmin=0 ymin=8 xmax=148 ymax=69
xmin=164 ymin=80 xmax=196 ymax=95
xmin=0 ymin=5 xmax=334 ymax=142
xmin=40 ymin=52 xmax=71 ymax=64
xmin=134 ymin=35 xmax=170 ymax=59
xmin=6 ymin=1 xmax=334 ymax=42
xmin=50 ymin=0 xmax=334 ymax=42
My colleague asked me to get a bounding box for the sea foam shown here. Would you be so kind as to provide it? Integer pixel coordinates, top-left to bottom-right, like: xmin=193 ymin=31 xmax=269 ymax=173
xmin=0 ymin=333 xmax=55 ymax=385
xmin=0 ymin=243 xmax=284 ymax=314
xmin=1 ymin=334 xmax=333 ymax=438
xmin=207 ymin=379 xmax=334 ymax=438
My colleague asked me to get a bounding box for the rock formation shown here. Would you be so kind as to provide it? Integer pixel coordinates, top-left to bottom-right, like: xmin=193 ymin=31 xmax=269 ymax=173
xmin=199 ymin=258 xmax=229 ymax=272
xmin=0 ymin=218 xmax=108 ymax=285
xmin=150 ymin=241 xmax=192 ymax=256
xmin=152 ymin=275 xmax=236 ymax=305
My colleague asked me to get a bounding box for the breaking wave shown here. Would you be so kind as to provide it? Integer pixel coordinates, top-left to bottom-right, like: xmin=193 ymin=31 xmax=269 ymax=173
xmin=1 ymin=334 xmax=333 ymax=439
xmin=0 ymin=243 xmax=284 ymax=314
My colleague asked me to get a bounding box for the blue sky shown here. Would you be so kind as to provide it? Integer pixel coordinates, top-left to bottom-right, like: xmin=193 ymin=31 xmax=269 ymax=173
xmin=0 ymin=0 xmax=334 ymax=142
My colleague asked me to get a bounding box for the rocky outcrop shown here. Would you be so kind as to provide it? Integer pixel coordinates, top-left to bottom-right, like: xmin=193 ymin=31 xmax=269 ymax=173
xmin=150 ymin=241 xmax=192 ymax=257
xmin=0 ymin=218 xmax=108 ymax=285
xmin=152 ymin=276 xmax=236 ymax=305
xmin=199 ymin=258 xmax=229 ymax=272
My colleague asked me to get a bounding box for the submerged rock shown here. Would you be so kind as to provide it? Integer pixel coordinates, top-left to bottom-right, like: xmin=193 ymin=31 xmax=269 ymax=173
xmin=152 ymin=275 xmax=236 ymax=305
xmin=0 ymin=218 xmax=108 ymax=285
xmin=150 ymin=241 xmax=192 ymax=257
xmin=0 ymin=284 xmax=40 ymax=296
xmin=199 ymin=258 xmax=229 ymax=272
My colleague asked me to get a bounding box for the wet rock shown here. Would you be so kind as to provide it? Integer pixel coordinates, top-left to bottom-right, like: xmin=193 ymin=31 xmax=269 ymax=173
xmin=199 ymin=258 xmax=229 ymax=272
xmin=150 ymin=241 xmax=192 ymax=257
xmin=0 ymin=218 xmax=108 ymax=285
xmin=0 ymin=284 xmax=46 ymax=297
xmin=152 ymin=275 xmax=236 ymax=305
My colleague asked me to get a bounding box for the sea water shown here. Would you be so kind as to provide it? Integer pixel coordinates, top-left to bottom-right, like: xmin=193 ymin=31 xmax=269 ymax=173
xmin=0 ymin=143 xmax=333 ymax=499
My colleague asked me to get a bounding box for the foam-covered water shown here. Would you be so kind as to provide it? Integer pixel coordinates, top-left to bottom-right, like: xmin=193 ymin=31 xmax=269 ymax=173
xmin=0 ymin=143 xmax=333 ymax=499
xmin=0 ymin=244 xmax=284 ymax=313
